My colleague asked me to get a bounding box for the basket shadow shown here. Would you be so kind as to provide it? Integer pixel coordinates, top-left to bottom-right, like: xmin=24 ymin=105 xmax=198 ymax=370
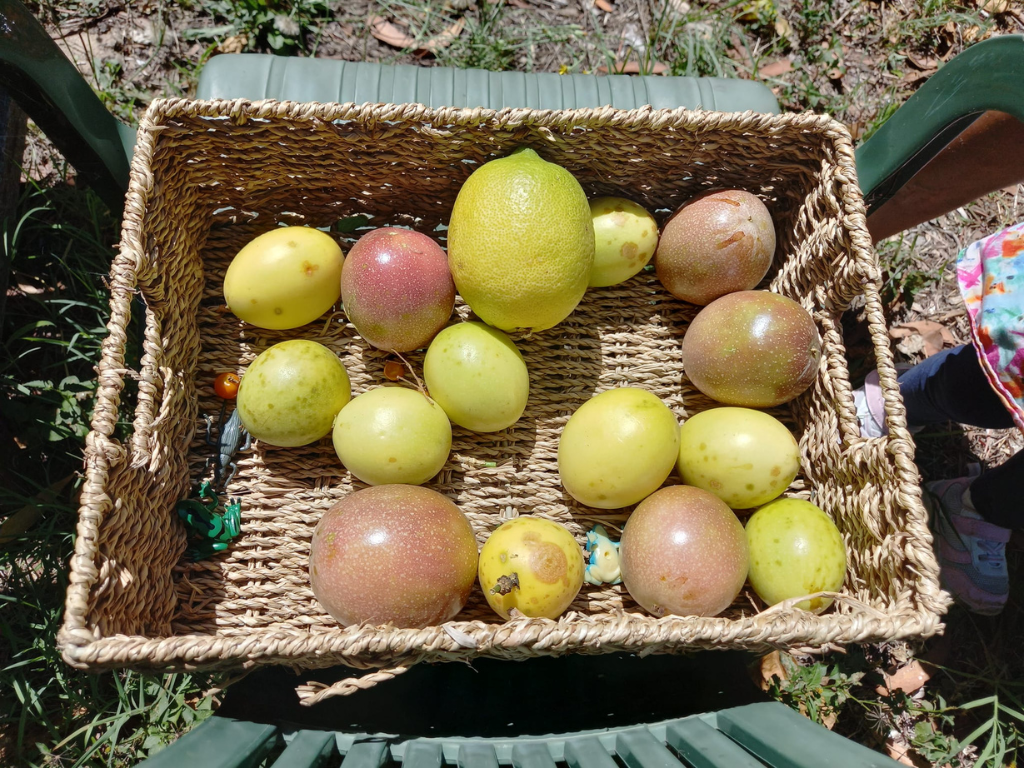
xmin=217 ymin=650 xmax=770 ymax=737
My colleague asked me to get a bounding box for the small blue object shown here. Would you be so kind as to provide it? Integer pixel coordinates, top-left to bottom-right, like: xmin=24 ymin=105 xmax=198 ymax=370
xmin=585 ymin=524 xmax=622 ymax=586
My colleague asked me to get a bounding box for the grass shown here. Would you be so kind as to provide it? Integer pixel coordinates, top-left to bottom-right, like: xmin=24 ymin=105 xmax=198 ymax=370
xmin=182 ymin=0 xmax=333 ymax=54
xmin=763 ymin=593 xmax=1024 ymax=767
xmin=4 ymin=0 xmax=1024 ymax=765
xmin=0 ymin=182 xmax=219 ymax=766
xmin=875 ymin=230 xmax=948 ymax=308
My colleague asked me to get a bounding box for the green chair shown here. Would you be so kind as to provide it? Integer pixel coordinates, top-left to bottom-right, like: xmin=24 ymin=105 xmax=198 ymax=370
xmin=193 ymin=53 xmax=780 ymax=113
xmin=854 ymin=33 xmax=1024 ymax=214
xmin=134 ymin=653 xmax=901 ymax=768
xmin=136 ymin=702 xmax=900 ymax=768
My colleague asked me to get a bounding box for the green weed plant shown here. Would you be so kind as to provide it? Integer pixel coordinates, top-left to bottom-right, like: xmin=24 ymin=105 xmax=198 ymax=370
xmin=0 ymin=182 xmax=218 ymax=767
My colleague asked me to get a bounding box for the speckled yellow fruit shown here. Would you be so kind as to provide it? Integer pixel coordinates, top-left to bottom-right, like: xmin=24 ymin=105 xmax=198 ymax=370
xmin=677 ymin=407 xmax=800 ymax=509
xmin=423 ymin=322 xmax=529 ymax=432
xmin=588 ymin=197 xmax=659 ymax=287
xmin=447 ymin=148 xmax=594 ymax=333
xmin=745 ymin=498 xmax=847 ymax=613
xmin=332 ymin=386 xmax=452 ymax=486
xmin=224 ymin=226 xmax=344 ymax=330
xmin=558 ymin=388 xmax=679 ymax=509
xmin=236 ymin=340 xmax=351 ymax=447
xmin=478 ymin=517 xmax=585 ymax=620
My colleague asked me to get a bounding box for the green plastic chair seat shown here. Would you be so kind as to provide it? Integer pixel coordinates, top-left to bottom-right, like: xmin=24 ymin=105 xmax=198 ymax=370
xmin=854 ymin=33 xmax=1024 ymax=212
xmin=195 ymin=55 xmax=781 ymax=114
xmin=137 ymin=702 xmax=901 ymax=768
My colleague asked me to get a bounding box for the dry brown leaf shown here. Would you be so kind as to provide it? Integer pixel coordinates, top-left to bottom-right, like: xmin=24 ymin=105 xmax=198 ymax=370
xmin=902 ymin=69 xmax=932 ymax=86
xmin=729 ymin=32 xmax=751 ymax=64
xmin=981 ymin=0 xmax=1009 ymax=13
xmin=875 ymin=660 xmax=931 ymax=696
xmin=774 ymin=15 xmax=794 ymax=39
xmin=217 ymin=34 xmax=248 ymax=54
xmin=757 ymin=58 xmax=793 ymax=77
xmin=889 ymin=321 xmax=956 ymax=357
xmin=594 ymin=0 xmax=615 ymax=12
xmin=826 ymin=67 xmax=844 ymax=80
xmin=889 ymin=321 xmax=941 ymax=337
xmin=369 ymin=14 xmax=464 ymax=54
xmin=905 ymin=52 xmax=939 ymax=71
xmin=369 ymin=15 xmax=417 ymax=49
xmin=15 ymin=280 xmax=46 ymax=295
xmin=757 ymin=650 xmax=788 ymax=690
xmin=596 ymin=61 xmax=669 ymax=75
xmin=896 ymin=333 xmax=926 ymax=357
xmin=420 ymin=17 xmax=465 ymax=54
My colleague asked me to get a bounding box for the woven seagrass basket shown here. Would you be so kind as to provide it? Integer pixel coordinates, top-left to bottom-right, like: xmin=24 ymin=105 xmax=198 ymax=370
xmin=60 ymin=98 xmax=950 ymax=701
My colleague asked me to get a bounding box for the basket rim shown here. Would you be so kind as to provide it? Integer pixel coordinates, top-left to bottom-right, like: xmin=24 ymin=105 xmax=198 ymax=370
xmin=61 ymin=602 xmax=946 ymax=671
xmin=142 ymin=94 xmax=848 ymax=132
xmin=59 ymin=96 xmax=951 ymax=674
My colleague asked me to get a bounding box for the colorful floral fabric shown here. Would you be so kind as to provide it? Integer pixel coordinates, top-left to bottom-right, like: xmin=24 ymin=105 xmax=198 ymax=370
xmin=956 ymin=221 xmax=1024 ymax=433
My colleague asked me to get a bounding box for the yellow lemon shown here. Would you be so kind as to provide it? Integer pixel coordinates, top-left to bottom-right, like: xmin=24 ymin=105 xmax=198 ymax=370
xmin=447 ymin=148 xmax=594 ymax=333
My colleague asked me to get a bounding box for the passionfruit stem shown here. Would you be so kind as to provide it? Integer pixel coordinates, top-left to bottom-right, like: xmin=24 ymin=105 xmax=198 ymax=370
xmin=490 ymin=572 xmax=520 ymax=596
xmin=390 ymin=350 xmax=427 ymax=395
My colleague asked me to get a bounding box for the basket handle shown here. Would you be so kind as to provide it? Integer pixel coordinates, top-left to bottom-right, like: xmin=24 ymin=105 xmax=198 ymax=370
xmin=295 ymin=664 xmax=414 ymax=706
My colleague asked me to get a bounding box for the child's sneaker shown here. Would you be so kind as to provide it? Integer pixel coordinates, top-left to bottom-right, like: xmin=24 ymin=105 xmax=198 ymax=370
xmin=852 ymin=366 xmax=920 ymax=438
xmin=853 ymin=369 xmax=887 ymax=437
xmin=925 ymin=477 xmax=1010 ymax=616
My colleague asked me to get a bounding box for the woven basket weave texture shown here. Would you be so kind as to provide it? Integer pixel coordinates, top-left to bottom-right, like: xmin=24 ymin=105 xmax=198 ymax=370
xmin=59 ymin=98 xmax=949 ymax=678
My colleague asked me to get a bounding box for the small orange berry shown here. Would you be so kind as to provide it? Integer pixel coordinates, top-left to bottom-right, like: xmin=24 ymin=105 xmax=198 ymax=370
xmin=214 ymin=372 xmax=241 ymax=399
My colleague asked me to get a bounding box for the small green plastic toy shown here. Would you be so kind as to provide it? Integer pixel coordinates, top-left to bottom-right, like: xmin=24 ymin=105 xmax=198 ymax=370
xmin=177 ymin=481 xmax=242 ymax=561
